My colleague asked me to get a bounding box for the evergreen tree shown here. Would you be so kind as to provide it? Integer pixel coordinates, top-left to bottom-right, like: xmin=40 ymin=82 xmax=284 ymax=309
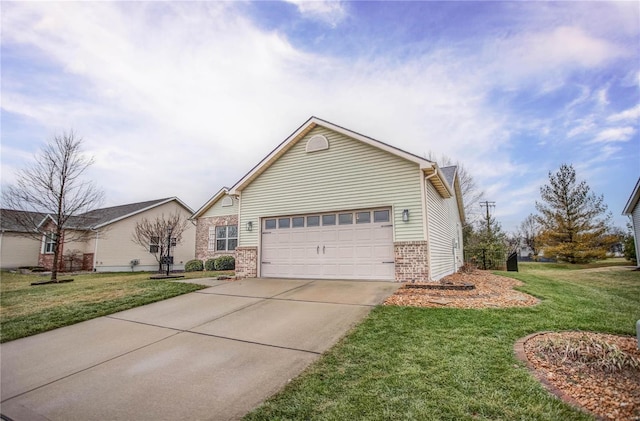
xmin=535 ymin=164 xmax=611 ymax=263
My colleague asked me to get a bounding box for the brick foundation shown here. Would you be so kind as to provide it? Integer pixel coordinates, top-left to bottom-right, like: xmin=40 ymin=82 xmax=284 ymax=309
xmin=195 ymin=215 xmax=238 ymax=261
xmin=394 ymin=241 xmax=429 ymax=283
xmin=235 ymin=246 xmax=258 ymax=278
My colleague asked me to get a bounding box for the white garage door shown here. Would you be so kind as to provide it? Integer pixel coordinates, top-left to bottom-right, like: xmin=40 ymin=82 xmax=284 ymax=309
xmin=261 ymin=208 xmax=394 ymax=280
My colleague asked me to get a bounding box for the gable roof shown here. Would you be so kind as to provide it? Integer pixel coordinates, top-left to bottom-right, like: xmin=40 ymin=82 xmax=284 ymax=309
xmin=81 ymin=197 xmax=194 ymax=229
xmin=191 ymin=187 xmax=230 ymax=219
xmin=1 ymin=198 xmax=194 ymax=232
xmin=623 ymin=177 xmax=640 ymax=215
xmin=0 ymin=209 xmax=49 ymax=233
xmin=440 ymin=166 xmax=466 ymax=224
xmin=440 ymin=166 xmax=457 ymax=188
xmin=229 ymin=116 xmax=454 ymax=198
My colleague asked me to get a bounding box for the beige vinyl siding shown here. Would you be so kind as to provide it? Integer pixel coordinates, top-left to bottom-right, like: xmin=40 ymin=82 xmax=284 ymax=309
xmin=94 ymin=201 xmax=196 ymax=271
xmin=427 ymin=182 xmax=463 ymax=280
xmin=201 ymin=194 xmax=239 ymax=218
xmin=0 ymin=233 xmax=40 ymax=268
xmin=239 ymin=126 xmax=424 ymax=247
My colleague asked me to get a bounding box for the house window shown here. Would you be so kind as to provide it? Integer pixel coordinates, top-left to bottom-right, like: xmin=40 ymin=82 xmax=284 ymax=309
xmin=307 ymin=215 xmax=320 ymax=227
xmin=265 ymin=219 xmax=276 ymax=230
xmin=216 ymin=225 xmax=238 ymax=251
xmin=208 ymin=228 xmax=215 ymax=251
xmin=150 ymin=236 xmax=160 ymax=253
xmin=44 ymin=232 xmax=57 ymax=254
xmin=292 ymin=217 xmax=304 ymax=228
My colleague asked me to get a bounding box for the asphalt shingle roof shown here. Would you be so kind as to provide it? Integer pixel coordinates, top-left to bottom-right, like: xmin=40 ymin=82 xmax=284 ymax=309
xmin=1 ymin=198 xmax=172 ymax=232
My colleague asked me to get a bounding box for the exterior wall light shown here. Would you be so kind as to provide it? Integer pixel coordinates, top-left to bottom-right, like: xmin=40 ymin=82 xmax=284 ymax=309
xmin=246 ymin=221 xmax=253 ymax=231
xmin=402 ymin=209 xmax=409 ymax=222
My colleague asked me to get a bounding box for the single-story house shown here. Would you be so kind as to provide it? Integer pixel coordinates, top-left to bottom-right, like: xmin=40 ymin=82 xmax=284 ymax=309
xmin=193 ymin=117 xmax=465 ymax=282
xmin=1 ymin=197 xmax=196 ymax=272
xmin=0 ymin=209 xmax=46 ymax=269
xmin=623 ymin=177 xmax=640 ymax=267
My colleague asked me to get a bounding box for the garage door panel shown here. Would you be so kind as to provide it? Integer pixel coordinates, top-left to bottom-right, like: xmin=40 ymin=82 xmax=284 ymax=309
xmin=373 ymin=226 xmax=393 ymax=241
xmin=338 ymin=230 xmax=354 ymax=241
xmin=261 ymin=208 xmax=394 ymax=280
xmin=374 ymin=245 xmax=394 ymax=258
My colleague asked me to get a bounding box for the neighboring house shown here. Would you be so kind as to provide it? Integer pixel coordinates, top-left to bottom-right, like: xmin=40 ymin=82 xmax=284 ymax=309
xmin=623 ymin=177 xmax=640 ymax=267
xmin=1 ymin=197 xmax=196 ymax=272
xmin=194 ymin=117 xmax=465 ymax=282
xmin=0 ymin=209 xmax=46 ymax=269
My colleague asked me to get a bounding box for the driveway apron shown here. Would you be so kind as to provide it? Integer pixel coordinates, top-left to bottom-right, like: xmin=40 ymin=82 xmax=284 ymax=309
xmin=0 ymin=278 xmax=400 ymax=421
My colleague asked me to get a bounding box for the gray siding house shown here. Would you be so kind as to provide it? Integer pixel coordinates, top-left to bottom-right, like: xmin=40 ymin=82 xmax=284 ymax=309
xmin=194 ymin=117 xmax=465 ymax=282
xmin=623 ymin=177 xmax=640 ymax=267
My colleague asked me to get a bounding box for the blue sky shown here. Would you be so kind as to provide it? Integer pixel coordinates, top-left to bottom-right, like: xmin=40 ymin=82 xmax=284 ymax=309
xmin=2 ymin=1 xmax=638 ymax=232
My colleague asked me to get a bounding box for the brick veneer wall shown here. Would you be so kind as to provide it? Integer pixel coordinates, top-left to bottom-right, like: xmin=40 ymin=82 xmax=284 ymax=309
xmin=394 ymin=241 xmax=429 ymax=283
xmin=195 ymin=215 xmax=238 ymax=261
xmin=235 ymin=246 xmax=258 ymax=278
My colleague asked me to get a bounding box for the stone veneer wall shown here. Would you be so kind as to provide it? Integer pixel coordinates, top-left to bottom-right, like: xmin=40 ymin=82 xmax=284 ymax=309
xmin=195 ymin=215 xmax=238 ymax=261
xmin=394 ymin=241 xmax=429 ymax=283
xmin=235 ymin=247 xmax=258 ymax=278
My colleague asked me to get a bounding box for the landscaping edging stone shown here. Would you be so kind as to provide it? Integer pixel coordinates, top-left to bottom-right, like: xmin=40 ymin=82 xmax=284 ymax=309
xmin=31 ymin=279 xmax=74 ymax=286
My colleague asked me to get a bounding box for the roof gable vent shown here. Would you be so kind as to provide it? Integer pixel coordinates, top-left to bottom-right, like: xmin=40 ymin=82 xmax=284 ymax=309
xmin=305 ymin=135 xmax=329 ymax=153
xmin=221 ymin=196 xmax=233 ymax=207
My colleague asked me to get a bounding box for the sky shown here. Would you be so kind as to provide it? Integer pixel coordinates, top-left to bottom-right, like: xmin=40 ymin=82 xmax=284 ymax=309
xmin=1 ymin=1 xmax=639 ymax=232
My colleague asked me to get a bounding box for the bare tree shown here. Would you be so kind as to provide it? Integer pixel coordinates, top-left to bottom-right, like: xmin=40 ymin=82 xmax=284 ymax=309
xmin=426 ymin=152 xmax=484 ymax=223
xmin=2 ymin=131 xmax=104 ymax=281
xmin=131 ymin=212 xmax=189 ymax=272
xmin=518 ymin=214 xmax=542 ymax=260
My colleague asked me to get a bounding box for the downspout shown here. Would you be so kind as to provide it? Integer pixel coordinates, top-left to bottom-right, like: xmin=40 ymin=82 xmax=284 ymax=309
xmin=91 ymin=228 xmax=99 ymax=272
xmin=423 ymin=170 xmax=438 ymax=281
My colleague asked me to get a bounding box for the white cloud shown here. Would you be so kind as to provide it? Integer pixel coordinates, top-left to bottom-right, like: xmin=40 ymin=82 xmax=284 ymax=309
xmin=489 ymin=26 xmax=626 ymax=90
xmin=283 ymin=0 xmax=347 ymax=27
xmin=607 ymin=104 xmax=640 ymax=122
xmin=592 ymin=127 xmax=636 ymax=143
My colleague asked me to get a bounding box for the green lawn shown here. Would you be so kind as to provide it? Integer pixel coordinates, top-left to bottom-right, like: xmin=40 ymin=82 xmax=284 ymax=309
xmin=0 ymin=270 xmax=232 ymax=343
xmin=245 ymin=262 xmax=640 ymax=421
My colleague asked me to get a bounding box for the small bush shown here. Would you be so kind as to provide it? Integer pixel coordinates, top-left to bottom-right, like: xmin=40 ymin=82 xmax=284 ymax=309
xmin=204 ymin=258 xmax=217 ymax=271
xmin=184 ymin=259 xmax=203 ymax=272
xmin=214 ymin=255 xmax=235 ymax=271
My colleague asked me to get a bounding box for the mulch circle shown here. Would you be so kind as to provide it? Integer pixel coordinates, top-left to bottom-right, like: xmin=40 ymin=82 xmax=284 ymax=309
xmin=515 ymin=331 xmax=640 ymax=421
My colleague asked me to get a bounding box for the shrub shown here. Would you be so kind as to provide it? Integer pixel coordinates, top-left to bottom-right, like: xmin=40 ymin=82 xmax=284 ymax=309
xmin=214 ymin=255 xmax=235 ymax=271
xmin=184 ymin=259 xmax=203 ymax=272
xmin=204 ymin=258 xmax=216 ymax=271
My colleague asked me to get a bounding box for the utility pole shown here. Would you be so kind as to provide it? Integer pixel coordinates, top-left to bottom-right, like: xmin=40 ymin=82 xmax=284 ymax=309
xmin=479 ymin=201 xmax=495 ymax=236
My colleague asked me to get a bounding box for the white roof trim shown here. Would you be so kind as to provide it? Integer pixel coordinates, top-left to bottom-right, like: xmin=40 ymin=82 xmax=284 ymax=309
xmin=191 ymin=187 xmax=230 ymax=219
xmin=93 ymin=197 xmax=194 ymax=229
xmin=230 ymin=116 xmax=436 ymax=194
xmin=623 ymin=177 xmax=640 ymax=215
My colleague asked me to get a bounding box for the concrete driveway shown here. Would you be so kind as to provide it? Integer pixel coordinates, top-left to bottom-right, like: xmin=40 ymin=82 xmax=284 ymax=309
xmin=0 ymin=278 xmax=400 ymax=421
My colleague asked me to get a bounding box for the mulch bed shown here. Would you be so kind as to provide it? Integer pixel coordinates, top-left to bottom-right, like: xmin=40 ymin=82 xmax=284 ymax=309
xmin=519 ymin=332 xmax=640 ymax=421
xmin=383 ymin=269 xmax=539 ymax=308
